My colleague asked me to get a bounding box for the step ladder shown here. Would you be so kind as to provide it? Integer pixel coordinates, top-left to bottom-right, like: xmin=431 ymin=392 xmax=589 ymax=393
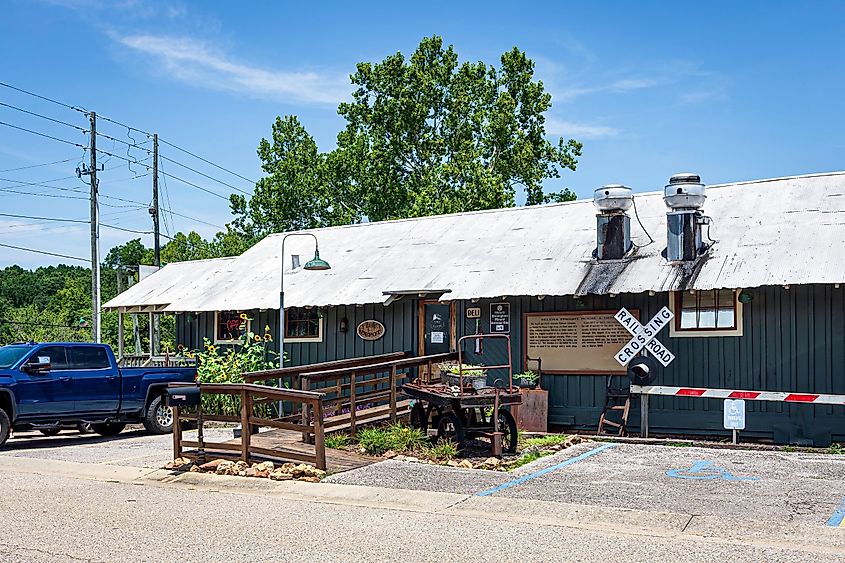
xmin=597 ymin=375 xmax=631 ymax=436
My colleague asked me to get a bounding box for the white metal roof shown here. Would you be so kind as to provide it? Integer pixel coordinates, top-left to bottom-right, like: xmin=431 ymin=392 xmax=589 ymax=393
xmin=103 ymin=171 xmax=845 ymax=312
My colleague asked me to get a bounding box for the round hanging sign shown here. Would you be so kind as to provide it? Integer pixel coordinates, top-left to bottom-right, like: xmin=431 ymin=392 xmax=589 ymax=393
xmin=356 ymin=320 xmax=386 ymax=341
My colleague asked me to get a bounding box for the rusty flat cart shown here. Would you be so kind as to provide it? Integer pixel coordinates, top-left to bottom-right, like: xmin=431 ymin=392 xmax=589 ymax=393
xmin=402 ymin=334 xmax=522 ymax=456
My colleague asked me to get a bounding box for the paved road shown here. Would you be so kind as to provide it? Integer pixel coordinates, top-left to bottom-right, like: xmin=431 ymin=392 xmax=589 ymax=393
xmin=0 ymin=466 xmax=842 ymax=563
xmin=2 ymin=431 xmax=844 ymax=561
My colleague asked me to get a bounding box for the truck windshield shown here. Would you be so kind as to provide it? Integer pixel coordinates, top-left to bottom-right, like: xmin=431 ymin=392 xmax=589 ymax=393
xmin=0 ymin=345 xmax=33 ymax=368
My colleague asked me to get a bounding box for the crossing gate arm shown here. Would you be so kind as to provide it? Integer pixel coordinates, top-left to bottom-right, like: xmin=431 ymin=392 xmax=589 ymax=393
xmin=629 ymin=385 xmax=845 ymax=438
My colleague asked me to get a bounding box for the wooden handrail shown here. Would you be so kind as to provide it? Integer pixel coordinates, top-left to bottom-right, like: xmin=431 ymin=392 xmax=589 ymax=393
xmin=243 ymin=351 xmax=409 ymax=382
xmin=304 ymin=351 xmax=458 ymax=383
xmin=168 ymin=382 xmax=324 ymax=403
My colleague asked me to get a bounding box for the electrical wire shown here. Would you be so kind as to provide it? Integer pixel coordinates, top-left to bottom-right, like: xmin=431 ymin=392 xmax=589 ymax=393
xmin=158 ymin=137 xmax=256 ymax=184
xmin=0 ymin=81 xmax=87 ymax=113
xmin=159 ymin=154 xmax=251 ymax=195
xmin=0 ymin=121 xmax=86 ymax=148
xmin=158 ymin=169 xmax=230 ymax=200
xmin=0 ymin=158 xmax=76 ymax=173
xmin=101 ymin=223 xmax=173 ymax=239
xmin=0 ymin=101 xmax=88 ymax=132
xmin=631 ymin=195 xmax=655 ymax=249
xmin=0 ymin=242 xmax=87 ymax=262
xmin=0 ymin=212 xmax=87 ymax=223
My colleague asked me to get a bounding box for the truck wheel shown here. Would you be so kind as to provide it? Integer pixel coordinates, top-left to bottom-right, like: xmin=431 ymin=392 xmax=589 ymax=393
xmin=143 ymin=395 xmax=173 ymax=434
xmin=0 ymin=409 xmax=10 ymax=447
xmin=91 ymin=422 xmax=126 ymax=437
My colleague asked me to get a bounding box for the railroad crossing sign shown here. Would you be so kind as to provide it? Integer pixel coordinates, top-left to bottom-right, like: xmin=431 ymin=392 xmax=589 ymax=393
xmin=614 ymin=307 xmax=676 ymax=367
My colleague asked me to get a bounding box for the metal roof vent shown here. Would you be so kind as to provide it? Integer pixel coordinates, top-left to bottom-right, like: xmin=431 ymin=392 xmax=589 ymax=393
xmin=664 ymin=173 xmax=706 ymax=210
xmin=593 ymin=184 xmax=633 ymax=213
xmin=594 ymin=184 xmax=633 ymax=260
xmin=664 ymin=173 xmax=709 ymax=262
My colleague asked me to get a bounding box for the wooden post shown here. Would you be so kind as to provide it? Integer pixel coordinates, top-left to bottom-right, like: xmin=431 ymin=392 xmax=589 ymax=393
xmin=389 ymin=366 xmax=398 ymax=423
xmin=301 ymin=377 xmax=311 ymax=444
xmin=349 ymin=372 xmax=357 ymax=436
xmin=240 ymin=389 xmax=251 ymax=462
xmin=172 ymin=405 xmax=181 ymax=460
xmin=313 ymin=398 xmax=326 ymax=471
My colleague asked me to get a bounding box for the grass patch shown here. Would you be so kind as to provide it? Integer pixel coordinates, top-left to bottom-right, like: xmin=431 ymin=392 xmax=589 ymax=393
xmin=424 ymin=440 xmax=459 ymax=462
xmin=324 ymin=433 xmax=351 ymax=450
xmin=828 ymin=443 xmax=844 ymax=455
xmin=666 ymin=441 xmax=693 ymax=448
xmin=357 ymin=424 xmax=428 ymax=456
xmin=522 ymin=434 xmax=570 ymax=449
xmin=504 ymin=450 xmax=548 ymax=470
xmin=782 ymin=445 xmax=797 ymax=453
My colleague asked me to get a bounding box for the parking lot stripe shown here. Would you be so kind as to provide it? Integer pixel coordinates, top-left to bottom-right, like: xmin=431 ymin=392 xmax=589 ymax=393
xmin=475 ymin=443 xmax=615 ymax=497
xmin=825 ymin=496 xmax=845 ymax=527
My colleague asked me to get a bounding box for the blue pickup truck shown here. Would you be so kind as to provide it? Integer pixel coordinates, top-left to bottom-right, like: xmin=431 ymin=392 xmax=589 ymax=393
xmin=0 ymin=342 xmax=197 ymax=448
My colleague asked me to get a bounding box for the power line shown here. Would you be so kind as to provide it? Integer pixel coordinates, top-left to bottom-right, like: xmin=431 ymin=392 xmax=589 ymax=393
xmin=165 ymin=209 xmax=224 ymax=229
xmin=0 ymin=212 xmax=87 ymax=223
xmin=0 ymin=120 xmax=85 ymax=148
xmin=158 ymin=169 xmax=230 ymax=200
xmin=97 ymin=114 xmax=152 ymax=137
xmin=0 ymin=81 xmax=87 ymax=113
xmin=0 ymin=242 xmax=87 ymax=262
xmin=0 ymin=158 xmax=76 ymax=173
xmin=159 ymin=154 xmax=251 ymax=195
xmin=159 ymin=137 xmax=257 ymax=184
xmin=0 ymin=101 xmax=88 ymax=132
xmin=101 ymin=223 xmax=173 ymax=239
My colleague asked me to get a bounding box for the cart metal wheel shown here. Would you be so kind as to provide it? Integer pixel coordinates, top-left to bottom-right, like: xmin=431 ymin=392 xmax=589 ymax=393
xmin=497 ymin=408 xmax=518 ymax=454
xmin=437 ymin=412 xmax=465 ymax=453
xmin=410 ymin=402 xmax=427 ymax=431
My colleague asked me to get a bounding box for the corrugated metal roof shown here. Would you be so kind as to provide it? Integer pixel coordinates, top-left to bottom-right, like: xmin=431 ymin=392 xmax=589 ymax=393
xmin=103 ymin=171 xmax=845 ymax=312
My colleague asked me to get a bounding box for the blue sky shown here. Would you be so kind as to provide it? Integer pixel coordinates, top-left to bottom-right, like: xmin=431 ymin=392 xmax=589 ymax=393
xmin=1 ymin=0 xmax=844 ymax=268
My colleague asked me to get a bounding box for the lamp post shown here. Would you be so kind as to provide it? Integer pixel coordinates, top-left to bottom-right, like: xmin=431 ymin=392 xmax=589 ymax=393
xmin=279 ymin=233 xmax=331 ymax=368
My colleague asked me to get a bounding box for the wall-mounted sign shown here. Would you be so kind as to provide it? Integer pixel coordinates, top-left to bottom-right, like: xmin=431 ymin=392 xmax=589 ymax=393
xmin=525 ymin=311 xmax=636 ymax=374
xmin=490 ymin=303 xmax=510 ymax=333
xmin=466 ymin=307 xmax=481 ymax=319
xmin=356 ymin=320 xmax=385 ymax=341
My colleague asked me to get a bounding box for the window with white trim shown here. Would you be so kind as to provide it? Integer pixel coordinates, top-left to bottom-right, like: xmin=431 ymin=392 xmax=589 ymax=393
xmin=285 ymin=307 xmax=323 ymax=342
xmin=215 ymin=311 xmax=251 ymax=343
xmin=669 ymin=289 xmax=743 ymax=337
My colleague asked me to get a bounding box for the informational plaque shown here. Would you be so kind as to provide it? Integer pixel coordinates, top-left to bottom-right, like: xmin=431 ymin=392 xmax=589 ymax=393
xmin=524 ymin=310 xmax=638 ymax=374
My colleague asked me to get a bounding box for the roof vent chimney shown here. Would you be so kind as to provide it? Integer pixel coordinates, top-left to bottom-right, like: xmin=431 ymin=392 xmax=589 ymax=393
xmin=593 ymin=184 xmax=633 ymax=260
xmin=664 ymin=173 xmax=708 ymax=262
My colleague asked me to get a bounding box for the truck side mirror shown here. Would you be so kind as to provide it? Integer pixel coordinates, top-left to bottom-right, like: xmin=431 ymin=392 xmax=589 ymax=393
xmin=24 ymin=356 xmax=52 ymax=375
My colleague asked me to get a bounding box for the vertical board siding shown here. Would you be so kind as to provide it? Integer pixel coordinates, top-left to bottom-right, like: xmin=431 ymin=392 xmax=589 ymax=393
xmin=173 ymin=284 xmax=845 ymax=442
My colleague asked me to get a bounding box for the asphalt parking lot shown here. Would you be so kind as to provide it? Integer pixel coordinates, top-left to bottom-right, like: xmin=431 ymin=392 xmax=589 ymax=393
xmin=325 ymin=441 xmax=845 ymax=528
xmin=0 ymin=426 xmax=234 ymax=468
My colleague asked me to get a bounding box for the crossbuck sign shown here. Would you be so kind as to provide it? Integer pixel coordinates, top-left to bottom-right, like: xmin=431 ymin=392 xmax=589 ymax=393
xmin=614 ymin=307 xmax=676 ymax=367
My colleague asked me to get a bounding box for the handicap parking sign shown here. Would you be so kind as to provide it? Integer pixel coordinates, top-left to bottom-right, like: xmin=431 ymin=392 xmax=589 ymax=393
xmin=724 ymin=399 xmax=746 ymax=430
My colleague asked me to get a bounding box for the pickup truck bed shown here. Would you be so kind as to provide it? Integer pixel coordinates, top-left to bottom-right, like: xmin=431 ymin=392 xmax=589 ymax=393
xmin=0 ymin=342 xmax=197 ymax=447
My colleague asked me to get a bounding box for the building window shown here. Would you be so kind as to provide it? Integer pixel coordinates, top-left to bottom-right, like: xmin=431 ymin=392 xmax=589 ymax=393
xmin=215 ymin=311 xmax=251 ymax=343
xmin=285 ymin=308 xmax=323 ymax=342
xmin=669 ymin=289 xmax=743 ymax=337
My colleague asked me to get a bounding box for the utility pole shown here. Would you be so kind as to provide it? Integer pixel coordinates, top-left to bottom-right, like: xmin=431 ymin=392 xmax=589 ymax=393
xmin=150 ymin=133 xmax=161 ymax=356
xmin=89 ymin=112 xmax=101 ymax=343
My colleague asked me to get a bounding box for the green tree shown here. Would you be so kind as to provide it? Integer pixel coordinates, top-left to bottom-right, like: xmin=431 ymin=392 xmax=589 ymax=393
xmin=103 ymin=239 xmax=154 ymax=269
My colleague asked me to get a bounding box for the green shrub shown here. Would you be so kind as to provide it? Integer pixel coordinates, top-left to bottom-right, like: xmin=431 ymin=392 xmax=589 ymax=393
xmin=357 ymin=424 xmax=428 ymax=456
xmin=828 ymin=443 xmax=844 ymax=455
xmin=425 ymin=440 xmax=458 ymax=462
xmin=325 ymin=433 xmax=351 ymax=450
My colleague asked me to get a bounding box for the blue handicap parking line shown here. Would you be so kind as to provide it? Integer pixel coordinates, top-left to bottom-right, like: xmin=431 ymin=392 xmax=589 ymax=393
xmin=826 ymin=496 xmax=845 ymax=527
xmin=476 ymin=443 xmax=615 ymax=497
xmin=666 ymin=460 xmax=759 ymax=481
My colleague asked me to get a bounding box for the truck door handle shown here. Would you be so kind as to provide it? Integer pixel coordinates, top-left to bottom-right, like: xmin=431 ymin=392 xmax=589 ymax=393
xmin=59 ymin=376 xmax=71 ymax=383
xmin=106 ymin=375 xmax=118 ymax=381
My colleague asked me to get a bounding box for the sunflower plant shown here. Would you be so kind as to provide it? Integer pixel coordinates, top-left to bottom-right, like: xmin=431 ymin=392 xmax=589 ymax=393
xmin=193 ymin=325 xmax=281 ymax=416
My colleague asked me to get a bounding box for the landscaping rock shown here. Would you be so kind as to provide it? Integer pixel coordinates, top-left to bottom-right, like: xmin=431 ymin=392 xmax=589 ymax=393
xmin=189 ymin=464 xmax=201 ymax=472
xmin=299 ymin=476 xmax=321 ymax=483
xmin=478 ymin=456 xmax=501 ymax=469
xmin=164 ymin=457 xmax=194 ymax=471
xmin=199 ymin=459 xmax=227 ymax=472
xmin=446 ymin=460 xmax=460 ymax=467
xmin=269 ymin=470 xmax=292 ymax=481
xmin=457 ymin=460 xmax=473 ymax=469
xmin=216 ymin=461 xmax=238 ymax=475
xmin=382 ymin=450 xmax=397 ymax=459
xmin=252 ymin=461 xmax=274 ymax=472
xmin=241 ymin=467 xmax=258 ymax=477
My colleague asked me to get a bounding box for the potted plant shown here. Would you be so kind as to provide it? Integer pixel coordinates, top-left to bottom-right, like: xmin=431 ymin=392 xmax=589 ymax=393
xmin=515 ymin=369 xmax=539 ymax=389
xmin=438 ymin=362 xmax=488 ymax=390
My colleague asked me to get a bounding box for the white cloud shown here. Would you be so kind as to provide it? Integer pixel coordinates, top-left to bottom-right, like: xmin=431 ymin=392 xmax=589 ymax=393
xmin=115 ymin=34 xmax=349 ymax=106
xmin=546 ymin=119 xmax=620 ymax=140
